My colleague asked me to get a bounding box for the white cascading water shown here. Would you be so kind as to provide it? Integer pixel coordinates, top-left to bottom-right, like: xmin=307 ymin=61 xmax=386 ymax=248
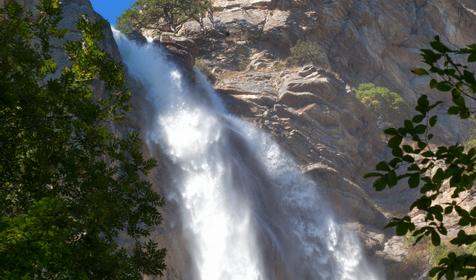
xmin=113 ymin=30 xmax=381 ymax=280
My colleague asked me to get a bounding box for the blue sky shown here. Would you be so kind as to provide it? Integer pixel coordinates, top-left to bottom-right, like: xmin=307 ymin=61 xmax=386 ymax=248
xmin=90 ymin=0 xmax=135 ymax=25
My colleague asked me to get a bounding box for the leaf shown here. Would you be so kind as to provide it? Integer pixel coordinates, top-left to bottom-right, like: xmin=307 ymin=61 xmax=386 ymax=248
xmin=431 ymin=37 xmax=450 ymax=53
xmin=376 ymin=161 xmax=390 ymax=171
xmin=444 ymin=206 xmax=453 ymax=214
xmin=436 ymin=81 xmax=453 ymax=92
xmin=374 ymin=177 xmax=387 ymax=191
xmin=412 ymin=196 xmax=432 ymax=210
xmin=448 ymin=106 xmax=459 ymax=115
xmin=417 ymin=95 xmax=429 ymax=108
xmin=392 ymin=147 xmax=403 ymax=157
xmin=459 ymin=216 xmax=470 ymax=226
xmin=409 ymin=173 xmax=420 ymax=188
xmin=403 ymin=145 xmax=413 ymax=153
xmin=431 ymin=230 xmax=441 ymax=246
xmin=388 ymin=135 xmax=403 ymax=148
xmin=451 ymin=90 xmax=465 ymax=107
xmin=412 ymin=114 xmax=425 ymax=123
xmin=414 ymin=124 xmax=427 ymax=134
xmin=403 ymin=155 xmax=415 ymax=162
xmin=450 ymin=230 xmax=472 ymax=246
xmin=384 ymin=128 xmax=398 ymax=135
xmin=460 ymin=108 xmax=470 ymax=119
xmin=463 ymin=70 xmax=476 ymax=84
xmin=422 ymin=49 xmax=441 ymax=65
xmin=470 ymin=206 xmax=476 ymax=217
xmin=429 ymin=115 xmax=438 ymax=127
xmin=387 ymin=171 xmax=398 ymax=187
xmin=469 ymin=52 xmax=476 ymax=62
xmin=412 ymin=68 xmax=429 ymax=76
xmin=421 ymin=150 xmax=434 ymax=157
xmin=429 ymin=268 xmax=439 ymax=278
xmin=395 ymin=224 xmax=408 ymax=236
xmin=418 ymin=141 xmax=427 ymax=149
xmin=445 ymin=269 xmax=455 ymax=280
xmin=437 ymin=225 xmax=447 ymax=235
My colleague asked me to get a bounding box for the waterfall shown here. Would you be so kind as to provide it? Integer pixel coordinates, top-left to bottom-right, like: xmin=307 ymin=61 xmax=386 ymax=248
xmin=113 ymin=30 xmax=381 ymax=280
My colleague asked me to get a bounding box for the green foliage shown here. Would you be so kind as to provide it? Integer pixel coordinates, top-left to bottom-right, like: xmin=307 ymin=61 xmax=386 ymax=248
xmin=117 ymin=0 xmax=213 ymax=34
xmin=288 ymin=40 xmax=321 ymax=65
xmin=366 ymin=36 xmax=476 ymax=279
xmin=0 ymin=1 xmax=165 ymax=278
xmin=430 ymin=240 xmax=476 ymax=271
xmin=466 ymin=138 xmax=476 ymax=150
xmin=355 ymin=83 xmax=411 ymax=127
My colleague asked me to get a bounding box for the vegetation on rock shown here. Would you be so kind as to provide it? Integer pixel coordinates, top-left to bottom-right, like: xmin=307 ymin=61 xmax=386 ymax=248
xmin=429 ymin=239 xmax=476 ymax=272
xmin=288 ymin=40 xmax=321 ymax=66
xmin=0 ymin=1 xmax=165 ymax=278
xmin=366 ymin=36 xmax=476 ymax=279
xmin=355 ymin=83 xmax=410 ymax=127
xmin=117 ymin=0 xmax=213 ymax=34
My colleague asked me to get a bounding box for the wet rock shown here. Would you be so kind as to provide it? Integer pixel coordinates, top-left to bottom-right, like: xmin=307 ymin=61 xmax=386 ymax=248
xmin=125 ymin=31 xmax=148 ymax=45
xmin=157 ymin=33 xmax=198 ymax=72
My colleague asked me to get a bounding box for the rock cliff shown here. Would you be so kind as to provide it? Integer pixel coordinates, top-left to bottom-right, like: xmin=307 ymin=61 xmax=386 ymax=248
xmin=12 ymin=0 xmax=476 ymax=279
xmin=159 ymin=0 xmax=476 ymax=278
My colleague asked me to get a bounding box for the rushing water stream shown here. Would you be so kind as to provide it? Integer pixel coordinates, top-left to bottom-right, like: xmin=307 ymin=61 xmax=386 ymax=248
xmin=113 ymin=30 xmax=380 ymax=280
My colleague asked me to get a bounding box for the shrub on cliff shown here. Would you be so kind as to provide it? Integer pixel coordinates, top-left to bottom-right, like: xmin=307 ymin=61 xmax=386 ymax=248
xmin=355 ymin=83 xmax=411 ymax=127
xmin=288 ymin=40 xmax=321 ymax=65
xmin=117 ymin=0 xmax=213 ymax=34
xmin=366 ymin=36 xmax=476 ymax=279
xmin=0 ymin=1 xmax=165 ymax=278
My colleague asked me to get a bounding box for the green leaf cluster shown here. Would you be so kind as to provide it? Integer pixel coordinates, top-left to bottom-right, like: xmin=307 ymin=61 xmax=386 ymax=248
xmin=0 ymin=1 xmax=165 ymax=278
xmin=355 ymin=83 xmax=411 ymax=127
xmin=366 ymin=36 xmax=476 ymax=279
xmin=116 ymin=0 xmax=213 ymax=34
xmin=430 ymin=240 xmax=476 ymax=276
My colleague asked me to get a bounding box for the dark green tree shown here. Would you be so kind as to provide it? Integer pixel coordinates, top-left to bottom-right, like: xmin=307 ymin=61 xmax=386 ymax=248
xmin=0 ymin=1 xmax=165 ymax=278
xmin=117 ymin=0 xmax=213 ymax=34
xmin=366 ymin=36 xmax=476 ymax=279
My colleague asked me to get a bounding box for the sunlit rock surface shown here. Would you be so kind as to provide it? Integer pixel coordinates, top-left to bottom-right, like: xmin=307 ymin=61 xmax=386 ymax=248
xmin=13 ymin=0 xmax=476 ymax=279
xmin=172 ymin=0 xmax=476 ymax=278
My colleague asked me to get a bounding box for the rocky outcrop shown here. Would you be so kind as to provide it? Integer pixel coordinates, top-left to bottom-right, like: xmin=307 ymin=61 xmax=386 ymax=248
xmin=165 ymin=0 xmax=476 ymax=278
xmin=26 ymin=0 xmax=474 ymax=278
xmin=157 ymin=33 xmax=198 ymax=72
xmin=216 ymin=62 xmax=389 ymax=232
xmin=182 ymin=0 xmax=476 ymax=140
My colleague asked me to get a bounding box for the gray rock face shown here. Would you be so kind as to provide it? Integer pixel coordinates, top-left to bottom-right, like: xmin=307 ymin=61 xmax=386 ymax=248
xmin=218 ymin=64 xmax=387 ymax=226
xmin=157 ymin=33 xmax=198 ymax=72
xmin=13 ymin=0 xmax=475 ymax=278
xmin=172 ymin=0 xmax=476 ymax=278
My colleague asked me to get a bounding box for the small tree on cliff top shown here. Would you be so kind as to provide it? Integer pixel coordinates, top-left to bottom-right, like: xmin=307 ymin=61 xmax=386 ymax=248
xmin=366 ymin=36 xmax=476 ymax=279
xmin=117 ymin=0 xmax=213 ymax=34
xmin=0 ymin=0 xmax=165 ymax=278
